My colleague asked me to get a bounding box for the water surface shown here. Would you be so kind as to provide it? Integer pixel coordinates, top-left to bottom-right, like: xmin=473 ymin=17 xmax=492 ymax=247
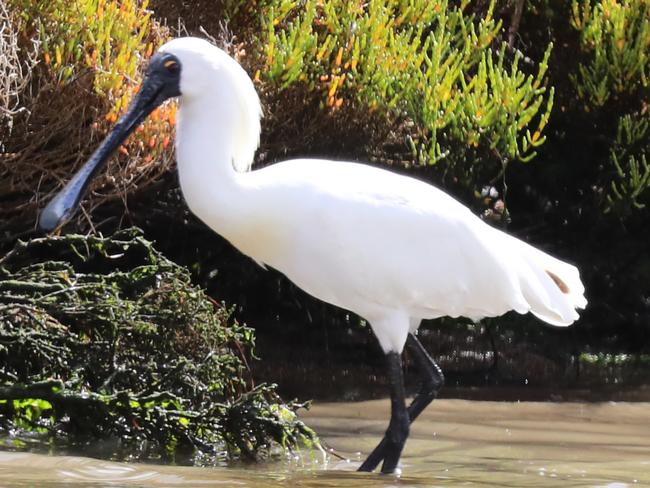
xmin=1 ymin=399 xmax=648 ymax=487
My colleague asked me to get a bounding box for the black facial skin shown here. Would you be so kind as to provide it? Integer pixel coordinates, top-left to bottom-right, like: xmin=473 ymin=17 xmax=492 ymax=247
xmin=38 ymin=52 xmax=182 ymax=232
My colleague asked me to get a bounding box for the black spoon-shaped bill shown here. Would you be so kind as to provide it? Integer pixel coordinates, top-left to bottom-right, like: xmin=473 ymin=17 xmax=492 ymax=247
xmin=38 ymin=52 xmax=181 ymax=232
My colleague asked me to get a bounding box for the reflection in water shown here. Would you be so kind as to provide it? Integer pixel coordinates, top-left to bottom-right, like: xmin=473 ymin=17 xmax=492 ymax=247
xmin=1 ymin=399 xmax=649 ymax=487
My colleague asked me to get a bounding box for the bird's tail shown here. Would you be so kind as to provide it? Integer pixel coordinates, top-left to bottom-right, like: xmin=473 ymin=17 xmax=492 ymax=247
xmin=506 ymin=235 xmax=587 ymax=326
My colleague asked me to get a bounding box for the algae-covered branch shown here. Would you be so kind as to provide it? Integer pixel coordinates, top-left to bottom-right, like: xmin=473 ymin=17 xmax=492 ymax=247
xmin=0 ymin=229 xmax=315 ymax=463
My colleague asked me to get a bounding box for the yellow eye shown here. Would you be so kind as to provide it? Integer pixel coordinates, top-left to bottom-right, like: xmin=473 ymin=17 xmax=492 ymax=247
xmin=164 ymin=59 xmax=179 ymax=73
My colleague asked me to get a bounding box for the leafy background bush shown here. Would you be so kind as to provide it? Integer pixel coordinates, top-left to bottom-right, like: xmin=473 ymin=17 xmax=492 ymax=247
xmin=264 ymin=0 xmax=553 ymax=182
xmin=569 ymin=0 xmax=650 ymax=214
xmin=1 ymin=0 xmax=175 ymax=232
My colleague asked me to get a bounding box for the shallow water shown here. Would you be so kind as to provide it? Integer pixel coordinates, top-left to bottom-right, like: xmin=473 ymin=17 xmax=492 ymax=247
xmin=1 ymin=399 xmax=649 ymax=487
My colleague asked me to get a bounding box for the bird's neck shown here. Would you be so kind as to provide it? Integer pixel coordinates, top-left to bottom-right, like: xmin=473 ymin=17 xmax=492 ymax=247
xmin=175 ymin=91 xmax=258 ymax=239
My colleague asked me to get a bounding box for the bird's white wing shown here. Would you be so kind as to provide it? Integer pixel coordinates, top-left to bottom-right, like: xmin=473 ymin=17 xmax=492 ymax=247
xmin=244 ymin=159 xmax=585 ymax=326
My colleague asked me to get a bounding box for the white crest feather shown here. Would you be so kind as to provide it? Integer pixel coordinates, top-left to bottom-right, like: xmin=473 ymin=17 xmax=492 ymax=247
xmin=216 ymin=50 xmax=262 ymax=173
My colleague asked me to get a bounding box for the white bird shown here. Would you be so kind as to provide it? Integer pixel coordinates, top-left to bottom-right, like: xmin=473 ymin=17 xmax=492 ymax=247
xmin=40 ymin=37 xmax=587 ymax=474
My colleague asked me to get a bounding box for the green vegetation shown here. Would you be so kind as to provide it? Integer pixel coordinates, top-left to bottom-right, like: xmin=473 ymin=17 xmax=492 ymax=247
xmin=605 ymin=114 xmax=650 ymax=213
xmin=0 ymin=229 xmax=316 ymax=463
xmin=569 ymin=0 xmax=650 ymax=215
xmin=570 ymin=0 xmax=650 ymax=107
xmin=1 ymin=0 xmax=175 ymax=229
xmin=263 ymin=0 xmax=554 ymax=181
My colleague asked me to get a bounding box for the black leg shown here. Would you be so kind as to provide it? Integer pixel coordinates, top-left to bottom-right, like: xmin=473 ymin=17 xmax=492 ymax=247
xmin=358 ymin=351 xmax=409 ymax=474
xmin=404 ymin=332 xmax=444 ymax=421
xmin=358 ymin=333 xmax=444 ymax=473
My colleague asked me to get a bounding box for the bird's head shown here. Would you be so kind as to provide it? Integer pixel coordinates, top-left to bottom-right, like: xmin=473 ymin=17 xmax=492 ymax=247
xmin=38 ymin=37 xmax=260 ymax=232
xmin=156 ymin=37 xmax=227 ymax=100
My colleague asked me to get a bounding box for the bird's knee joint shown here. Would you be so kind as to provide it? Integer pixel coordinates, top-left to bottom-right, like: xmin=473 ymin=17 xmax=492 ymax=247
xmin=433 ymin=372 xmax=445 ymax=390
xmin=422 ymin=369 xmax=444 ymax=395
xmin=387 ymin=416 xmax=410 ymax=445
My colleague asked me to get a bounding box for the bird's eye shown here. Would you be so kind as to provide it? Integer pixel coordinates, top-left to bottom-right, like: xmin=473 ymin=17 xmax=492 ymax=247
xmin=164 ymin=59 xmax=180 ymax=74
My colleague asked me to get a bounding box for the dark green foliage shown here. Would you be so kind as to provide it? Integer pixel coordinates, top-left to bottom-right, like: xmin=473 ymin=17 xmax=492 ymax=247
xmin=0 ymin=229 xmax=316 ymax=463
xmin=566 ymin=0 xmax=650 ymax=216
xmin=262 ymin=0 xmax=554 ymax=185
xmin=605 ymin=114 xmax=650 ymax=214
xmin=570 ymin=0 xmax=650 ymax=107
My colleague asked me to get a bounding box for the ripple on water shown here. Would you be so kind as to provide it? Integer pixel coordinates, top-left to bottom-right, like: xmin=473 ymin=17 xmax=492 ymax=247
xmin=1 ymin=399 xmax=649 ymax=488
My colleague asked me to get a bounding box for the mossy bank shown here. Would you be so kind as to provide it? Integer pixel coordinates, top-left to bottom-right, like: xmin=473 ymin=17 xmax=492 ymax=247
xmin=0 ymin=228 xmax=316 ymax=464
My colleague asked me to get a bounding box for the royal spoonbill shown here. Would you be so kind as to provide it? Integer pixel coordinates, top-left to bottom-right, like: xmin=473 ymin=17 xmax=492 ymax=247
xmin=39 ymin=37 xmax=587 ymax=474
